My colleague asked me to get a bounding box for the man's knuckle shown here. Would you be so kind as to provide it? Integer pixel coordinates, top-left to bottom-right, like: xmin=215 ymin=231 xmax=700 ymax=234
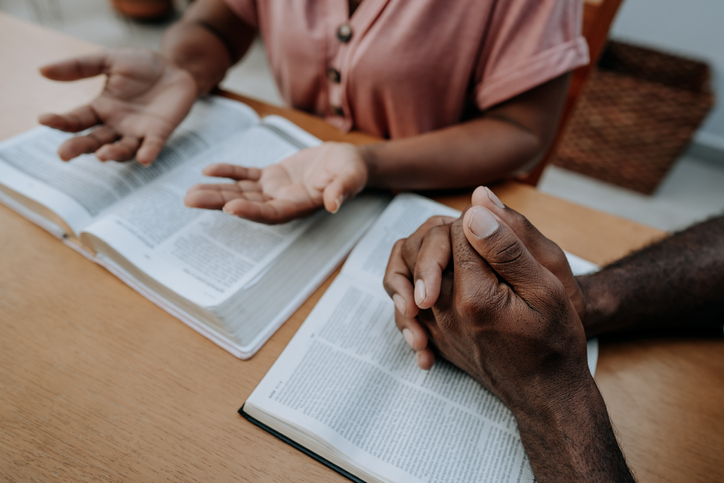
xmin=419 ymin=217 xmax=439 ymax=232
xmin=393 ymin=313 xmax=406 ymax=331
xmin=381 ymin=276 xmax=394 ymax=294
xmin=512 ymin=210 xmax=535 ymax=233
xmin=435 ymin=310 xmax=456 ymax=334
xmin=529 ymin=277 xmax=570 ymax=315
xmin=450 ymin=216 xmax=465 ymax=237
xmin=493 ymin=238 xmax=525 ymax=266
xmin=454 ymin=257 xmax=478 ymax=273
xmin=454 ymin=288 xmax=487 ymax=321
xmin=391 ymin=238 xmax=406 ymax=254
xmin=400 ymin=238 xmax=416 ymax=261
xmin=429 ymin=224 xmax=449 ymax=238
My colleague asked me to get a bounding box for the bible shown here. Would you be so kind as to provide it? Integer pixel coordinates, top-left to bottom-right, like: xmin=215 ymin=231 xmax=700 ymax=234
xmin=0 ymin=96 xmax=389 ymax=358
xmin=241 ymin=194 xmax=599 ymax=483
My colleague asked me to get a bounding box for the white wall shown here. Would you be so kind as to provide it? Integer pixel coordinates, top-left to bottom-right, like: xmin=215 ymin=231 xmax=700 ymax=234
xmin=609 ymin=0 xmax=724 ymax=154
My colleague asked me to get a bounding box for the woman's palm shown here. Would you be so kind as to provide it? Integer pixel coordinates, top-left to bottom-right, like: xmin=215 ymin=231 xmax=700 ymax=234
xmin=39 ymin=48 xmax=197 ymax=164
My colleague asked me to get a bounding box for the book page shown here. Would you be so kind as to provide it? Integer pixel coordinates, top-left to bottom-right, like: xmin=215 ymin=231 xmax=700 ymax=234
xmin=247 ymin=277 xmax=536 ymax=483
xmin=0 ymin=97 xmax=258 ymax=236
xmin=0 ymin=187 xmax=67 ymax=239
xmin=261 ymin=114 xmax=324 ymax=149
xmin=81 ymin=123 xmax=320 ymax=308
xmin=566 ymin=252 xmax=598 ymax=276
xmin=342 ymin=194 xmax=460 ymax=290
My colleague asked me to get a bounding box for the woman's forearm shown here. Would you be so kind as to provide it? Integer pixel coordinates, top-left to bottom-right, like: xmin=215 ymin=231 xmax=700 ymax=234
xmin=361 ymin=73 xmax=571 ymax=190
xmin=160 ymin=0 xmax=255 ymax=96
xmin=361 ymin=115 xmax=543 ymax=190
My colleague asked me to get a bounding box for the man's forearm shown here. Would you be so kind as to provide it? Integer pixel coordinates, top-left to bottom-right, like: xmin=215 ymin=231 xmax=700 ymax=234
xmin=513 ymin=376 xmax=635 ymax=482
xmin=160 ymin=0 xmax=255 ymax=96
xmin=361 ymin=74 xmax=571 ymax=191
xmin=579 ymin=215 xmax=724 ymax=337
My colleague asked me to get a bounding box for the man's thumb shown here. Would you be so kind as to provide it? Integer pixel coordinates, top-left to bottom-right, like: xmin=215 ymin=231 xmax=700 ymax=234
xmin=462 ymin=206 xmax=548 ymax=298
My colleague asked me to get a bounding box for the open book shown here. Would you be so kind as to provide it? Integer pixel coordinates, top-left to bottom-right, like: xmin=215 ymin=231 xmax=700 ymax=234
xmin=242 ymin=194 xmax=599 ymax=483
xmin=0 ymin=97 xmax=389 ymax=358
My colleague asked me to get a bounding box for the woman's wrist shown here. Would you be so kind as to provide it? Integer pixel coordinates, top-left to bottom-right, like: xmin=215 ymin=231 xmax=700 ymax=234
xmin=160 ymin=22 xmax=231 ymax=97
xmin=157 ymin=54 xmax=202 ymax=98
xmin=356 ymin=143 xmax=384 ymax=188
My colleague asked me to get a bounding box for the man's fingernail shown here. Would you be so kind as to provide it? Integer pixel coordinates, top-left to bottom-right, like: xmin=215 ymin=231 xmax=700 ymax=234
xmin=415 ymin=351 xmax=429 ymax=371
xmin=392 ymin=294 xmax=406 ymax=317
xmin=223 ymin=205 xmax=234 ymax=215
xmin=402 ymin=328 xmax=414 ymax=349
xmin=414 ymin=280 xmax=426 ymax=306
xmin=486 ymin=187 xmax=505 ymax=209
xmin=468 ymin=207 xmax=499 ymax=238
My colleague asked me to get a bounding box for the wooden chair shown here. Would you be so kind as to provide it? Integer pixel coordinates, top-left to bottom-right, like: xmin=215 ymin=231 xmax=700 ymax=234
xmin=518 ymin=0 xmax=624 ymax=186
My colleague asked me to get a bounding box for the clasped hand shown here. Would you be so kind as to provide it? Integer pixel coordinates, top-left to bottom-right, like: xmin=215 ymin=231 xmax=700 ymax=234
xmin=383 ymin=186 xmax=591 ymax=410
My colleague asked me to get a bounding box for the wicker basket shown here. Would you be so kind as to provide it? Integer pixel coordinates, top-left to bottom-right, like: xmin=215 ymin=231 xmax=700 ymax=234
xmin=553 ymin=41 xmax=715 ymax=194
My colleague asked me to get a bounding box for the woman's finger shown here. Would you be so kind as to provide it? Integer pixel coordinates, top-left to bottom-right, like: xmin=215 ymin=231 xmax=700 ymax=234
xmin=94 ymin=136 xmax=141 ymax=162
xmin=321 ymin=162 xmax=367 ymax=214
xmin=136 ymin=134 xmax=167 ymax=166
xmin=184 ymin=183 xmax=264 ymax=209
xmin=202 ymin=163 xmax=262 ymax=181
xmin=52 ymin=126 xmax=119 ymax=161
xmin=39 ymin=52 xmax=110 ymax=81
xmin=39 ymin=105 xmax=101 ymax=135
xmin=221 ymin=197 xmax=315 ymax=224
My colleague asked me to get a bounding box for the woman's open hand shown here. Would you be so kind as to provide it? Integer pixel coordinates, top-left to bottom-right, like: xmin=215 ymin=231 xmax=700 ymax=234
xmin=184 ymin=142 xmax=369 ymax=224
xmin=38 ymin=48 xmax=197 ymax=165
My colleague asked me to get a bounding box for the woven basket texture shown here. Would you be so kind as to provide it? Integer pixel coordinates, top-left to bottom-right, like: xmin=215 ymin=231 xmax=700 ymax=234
xmin=553 ymin=41 xmax=714 ymax=194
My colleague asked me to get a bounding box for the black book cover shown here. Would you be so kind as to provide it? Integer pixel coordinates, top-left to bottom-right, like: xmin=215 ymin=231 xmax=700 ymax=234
xmin=239 ymin=404 xmax=365 ymax=483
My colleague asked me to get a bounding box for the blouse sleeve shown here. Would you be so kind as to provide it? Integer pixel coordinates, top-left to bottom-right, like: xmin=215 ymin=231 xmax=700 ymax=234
xmin=474 ymin=0 xmax=590 ymax=110
xmin=223 ymin=0 xmax=259 ymax=30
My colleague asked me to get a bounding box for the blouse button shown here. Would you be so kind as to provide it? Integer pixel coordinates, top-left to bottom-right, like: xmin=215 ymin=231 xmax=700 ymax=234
xmin=336 ymin=23 xmax=353 ymax=43
xmin=327 ymin=67 xmax=341 ymax=83
xmin=329 ymin=104 xmax=345 ymax=117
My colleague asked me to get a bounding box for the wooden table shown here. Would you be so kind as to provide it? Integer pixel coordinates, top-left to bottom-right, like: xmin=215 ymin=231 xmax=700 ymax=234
xmin=1 ymin=13 xmax=722 ymax=482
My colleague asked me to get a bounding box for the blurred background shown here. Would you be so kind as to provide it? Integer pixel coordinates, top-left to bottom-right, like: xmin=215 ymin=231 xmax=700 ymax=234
xmin=1 ymin=0 xmax=722 ymax=232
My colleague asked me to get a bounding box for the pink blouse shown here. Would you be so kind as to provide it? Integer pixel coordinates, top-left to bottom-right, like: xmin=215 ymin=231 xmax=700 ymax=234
xmin=224 ymin=0 xmax=589 ymax=139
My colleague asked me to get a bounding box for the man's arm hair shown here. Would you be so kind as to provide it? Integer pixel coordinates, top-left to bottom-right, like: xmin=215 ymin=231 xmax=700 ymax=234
xmin=579 ymin=214 xmax=724 ymax=337
xmin=514 ymin=376 xmax=635 ymax=482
